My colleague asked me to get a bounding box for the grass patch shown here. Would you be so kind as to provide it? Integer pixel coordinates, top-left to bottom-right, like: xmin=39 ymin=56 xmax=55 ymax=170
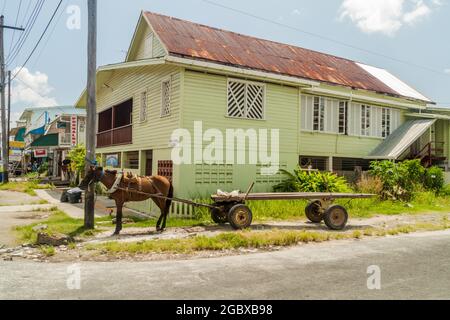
xmin=14 ymin=209 xmax=110 ymax=244
xmin=87 ymin=221 xmax=450 ymax=255
xmin=40 ymin=246 xmax=56 ymax=257
xmin=0 ymin=181 xmax=53 ymax=196
xmin=188 ymin=191 xmax=450 ymax=223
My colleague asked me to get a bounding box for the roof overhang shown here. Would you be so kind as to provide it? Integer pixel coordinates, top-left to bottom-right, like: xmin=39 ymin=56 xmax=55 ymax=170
xmin=303 ymin=86 xmax=427 ymax=110
xmin=366 ymin=119 xmax=436 ymax=160
xmin=165 ymin=55 xmax=319 ymax=88
xmin=406 ymin=113 xmax=450 ymax=120
xmin=75 ymin=58 xmax=167 ymax=107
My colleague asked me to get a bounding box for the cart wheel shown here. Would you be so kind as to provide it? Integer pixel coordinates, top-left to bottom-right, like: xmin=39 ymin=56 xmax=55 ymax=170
xmin=210 ymin=207 xmax=228 ymax=224
xmin=324 ymin=205 xmax=348 ymax=230
xmin=305 ymin=200 xmax=323 ymax=223
xmin=228 ymin=204 xmax=253 ymax=230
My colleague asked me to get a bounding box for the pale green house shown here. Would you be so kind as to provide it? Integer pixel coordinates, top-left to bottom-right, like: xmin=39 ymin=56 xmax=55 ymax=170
xmin=76 ymin=11 xmax=450 ymax=215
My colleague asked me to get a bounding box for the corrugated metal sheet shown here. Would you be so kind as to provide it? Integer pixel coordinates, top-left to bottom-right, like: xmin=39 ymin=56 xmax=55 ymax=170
xmin=367 ymin=119 xmax=436 ymax=160
xmin=145 ymin=11 xmax=429 ymax=102
xmin=357 ymin=63 xmax=431 ymax=102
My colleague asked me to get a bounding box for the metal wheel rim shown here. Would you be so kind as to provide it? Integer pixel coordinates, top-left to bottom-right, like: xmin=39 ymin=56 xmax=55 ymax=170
xmin=330 ymin=208 xmax=346 ymax=226
xmin=234 ymin=208 xmax=250 ymax=225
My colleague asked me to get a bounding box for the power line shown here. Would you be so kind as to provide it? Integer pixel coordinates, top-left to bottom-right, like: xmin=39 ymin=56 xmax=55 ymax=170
xmin=31 ymin=0 xmax=65 ymax=70
xmin=1 ymin=0 xmax=7 ymax=16
xmin=12 ymin=0 xmax=63 ymax=81
xmin=8 ymin=0 xmax=23 ymax=56
xmin=6 ymin=0 xmax=44 ymax=65
xmin=201 ymin=0 xmax=449 ymax=77
xmin=20 ymin=0 xmax=33 ymax=27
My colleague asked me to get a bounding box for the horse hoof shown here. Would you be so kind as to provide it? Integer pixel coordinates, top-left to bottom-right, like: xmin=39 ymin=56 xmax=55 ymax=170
xmin=112 ymin=231 xmax=121 ymax=236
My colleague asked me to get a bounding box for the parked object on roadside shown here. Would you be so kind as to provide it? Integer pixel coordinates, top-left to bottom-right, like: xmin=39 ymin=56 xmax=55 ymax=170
xmin=65 ymin=187 xmax=83 ymax=204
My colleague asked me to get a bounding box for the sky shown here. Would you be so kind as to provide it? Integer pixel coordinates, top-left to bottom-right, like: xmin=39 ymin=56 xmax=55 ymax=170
xmin=1 ymin=0 xmax=450 ymax=126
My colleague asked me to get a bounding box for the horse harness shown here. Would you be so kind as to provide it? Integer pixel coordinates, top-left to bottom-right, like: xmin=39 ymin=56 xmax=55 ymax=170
xmin=105 ymin=172 xmax=164 ymax=199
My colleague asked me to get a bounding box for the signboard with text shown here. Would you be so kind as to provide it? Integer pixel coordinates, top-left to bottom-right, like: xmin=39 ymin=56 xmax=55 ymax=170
xmin=71 ymin=116 xmax=78 ymax=146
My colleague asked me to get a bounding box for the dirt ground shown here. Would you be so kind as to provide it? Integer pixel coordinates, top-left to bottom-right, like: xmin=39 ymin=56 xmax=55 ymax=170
xmin=0 ymin=211 xmax=50 ymax=247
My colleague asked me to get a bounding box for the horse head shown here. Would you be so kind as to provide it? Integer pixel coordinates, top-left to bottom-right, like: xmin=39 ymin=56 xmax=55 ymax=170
xmin=78 ymin=166 xmax=105 ymax=190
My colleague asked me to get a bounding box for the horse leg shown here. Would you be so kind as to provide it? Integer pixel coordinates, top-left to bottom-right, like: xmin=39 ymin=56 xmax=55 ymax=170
xmin=114 ymin=201 xmax=124 ymax=236
xmin=159 ymin=184 xmax=173 ymax=232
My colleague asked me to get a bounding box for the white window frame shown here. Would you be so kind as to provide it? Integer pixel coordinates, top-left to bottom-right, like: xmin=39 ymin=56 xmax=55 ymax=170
xmin=313 ymin=96 xmax=326 ymax=132
xmin=338 ymin=101 xmax=348 ymax=135
xmin=160 ymin=78 xmax=171 ymax=118
xmin=361 ymin=105 xmax=371 ymax=137
xmin=381 ymin=107 xmax=391 ymax=138
xmin=139 ymin=90 xmax=148 ymax=122
xmin=227 ymin=78 xmax=266 ymax=120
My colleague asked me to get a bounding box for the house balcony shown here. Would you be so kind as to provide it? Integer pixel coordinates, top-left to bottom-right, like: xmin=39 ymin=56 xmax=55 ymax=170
xmin=97 ymin=124 xmax=132 ymax=148
xmin=59 ymin=133 xmax=72 ymax=146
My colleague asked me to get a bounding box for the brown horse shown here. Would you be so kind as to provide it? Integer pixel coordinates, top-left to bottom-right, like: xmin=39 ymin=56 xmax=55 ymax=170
xmin=79 ymin=166 xmax=173 ymax=235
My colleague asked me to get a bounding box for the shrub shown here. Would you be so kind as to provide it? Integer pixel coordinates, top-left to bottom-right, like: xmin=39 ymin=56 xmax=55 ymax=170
xmin=424 ymin=166 xmax=445 ymax=194
xmin=273 ymin=167 xmax=351 ymax=193
xmin=368 ymin=160 xmax=444 ymax=200
xmin=369 ymin=160 xmax=424 ymax=201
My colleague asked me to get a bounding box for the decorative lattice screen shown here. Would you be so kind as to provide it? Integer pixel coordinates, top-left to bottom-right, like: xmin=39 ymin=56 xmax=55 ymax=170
xmin=161 ymin=80 xmax=171 ymax=117
xmin=140 ymin=91 xmax=147 ymax=122
xmin=228 ymin=80 xmax=264 ymax=119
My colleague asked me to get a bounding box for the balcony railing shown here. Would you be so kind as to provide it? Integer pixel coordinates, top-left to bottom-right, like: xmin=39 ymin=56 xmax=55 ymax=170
xmin=97 ymin=125 xmax=132 ymax=148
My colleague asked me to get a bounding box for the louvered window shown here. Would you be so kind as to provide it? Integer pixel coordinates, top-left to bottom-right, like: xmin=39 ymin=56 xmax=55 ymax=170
xmin=313 ymin=97 xmax=325 ymax=132
xmin=361 ymin=105 xmax=371 ymax=136
xmin=382 ymin=107 xmax=391 ymax=138
xmin=227 ymin=79 xmax=264 ymax=119
xmin=338 ymin=101 xmax=348 ymax=135
xmin=161 ymin=79 xmax=171 ymax=117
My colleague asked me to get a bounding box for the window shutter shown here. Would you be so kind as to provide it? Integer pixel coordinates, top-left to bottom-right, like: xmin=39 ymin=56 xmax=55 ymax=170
xmin=227 ymin=80 xmax=264 ymax=120
xmin=246 ymin=83 xmax=264 ymax=119
xmin=227 ymin=81 xmax=246 ymax=118
xmin=144 ymin=33 xmax=154 ymax=58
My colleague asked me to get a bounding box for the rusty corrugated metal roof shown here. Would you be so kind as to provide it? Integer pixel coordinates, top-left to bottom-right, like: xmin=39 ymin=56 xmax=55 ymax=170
xmin=144 ymin=11 xmax=427 ymax=101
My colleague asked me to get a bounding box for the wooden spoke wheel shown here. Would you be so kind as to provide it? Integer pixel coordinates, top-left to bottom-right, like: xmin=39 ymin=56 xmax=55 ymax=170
xmin=228 ymin=204 xmax=253 ymax=230
xmin=305 ymin=200 xmax=324 ymax=223
xmin=210 ymin=207 xmax=228 ymax=224
xmin=324 ymin=205 xmax=348 ymax=230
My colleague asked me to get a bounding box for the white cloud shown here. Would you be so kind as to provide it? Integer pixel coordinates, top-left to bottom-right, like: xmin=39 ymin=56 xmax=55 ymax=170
xmin=403 ymin=1 xmax=431 ymax=24
xmin=444 ymin=68 xmax=450 ymax=74
xmin=291 ymin=9 xmax=301 ymax=16
xmin=11 ymin=67 xmax=58 ymax=107
xmin=339 ymin=0 xmax=438 ymax=36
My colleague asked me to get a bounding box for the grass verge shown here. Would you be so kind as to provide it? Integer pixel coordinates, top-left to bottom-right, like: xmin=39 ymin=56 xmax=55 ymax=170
xmin=188 ymin=191 xmax=450 ymax=221
xmin=87 ymin=218 xmax=450 ymax=255
xmin=0 ymin=181 xmax=53 ymax=196
xmin=14 ymin=209 xmax=110 ymax=244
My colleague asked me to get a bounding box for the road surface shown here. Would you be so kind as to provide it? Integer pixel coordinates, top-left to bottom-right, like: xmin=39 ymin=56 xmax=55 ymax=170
xmin=1 ymin=230 xmax=450 ymax=300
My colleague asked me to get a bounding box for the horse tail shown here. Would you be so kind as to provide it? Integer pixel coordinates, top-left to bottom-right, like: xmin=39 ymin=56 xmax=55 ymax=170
xmin=164 ymin=182 xmax=174 ymax=217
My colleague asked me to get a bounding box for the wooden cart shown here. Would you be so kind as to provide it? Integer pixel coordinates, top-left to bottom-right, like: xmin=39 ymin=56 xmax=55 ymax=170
xmin=209 ymin=191 xmax=374 ymax=231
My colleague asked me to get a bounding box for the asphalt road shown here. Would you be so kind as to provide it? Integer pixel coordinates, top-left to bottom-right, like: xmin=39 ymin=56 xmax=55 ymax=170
xmin=1 ymin=230 xmax=450 ymax=300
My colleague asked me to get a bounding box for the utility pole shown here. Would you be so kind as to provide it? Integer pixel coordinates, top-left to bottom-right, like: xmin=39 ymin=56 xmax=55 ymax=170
xmin=7 ymin=70 xmax=10 ymax=152
xmin=0 ymin=16 xmax=24 ymax=183
xmin=84 ymin=1 xmax=97 ymax=229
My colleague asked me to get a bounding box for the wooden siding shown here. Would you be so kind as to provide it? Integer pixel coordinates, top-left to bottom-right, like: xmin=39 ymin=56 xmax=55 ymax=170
xmin=178 ymin=70 xmax=299 ymax=197
xmin=129 ymin=23 xmax=166 ymax=61
xmin=96 ymin=64 xmax=181 ymax=154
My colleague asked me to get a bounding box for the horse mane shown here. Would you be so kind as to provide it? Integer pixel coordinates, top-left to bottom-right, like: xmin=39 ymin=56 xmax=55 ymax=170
xmin=105 ymin=169 xmax=118 ymax=175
